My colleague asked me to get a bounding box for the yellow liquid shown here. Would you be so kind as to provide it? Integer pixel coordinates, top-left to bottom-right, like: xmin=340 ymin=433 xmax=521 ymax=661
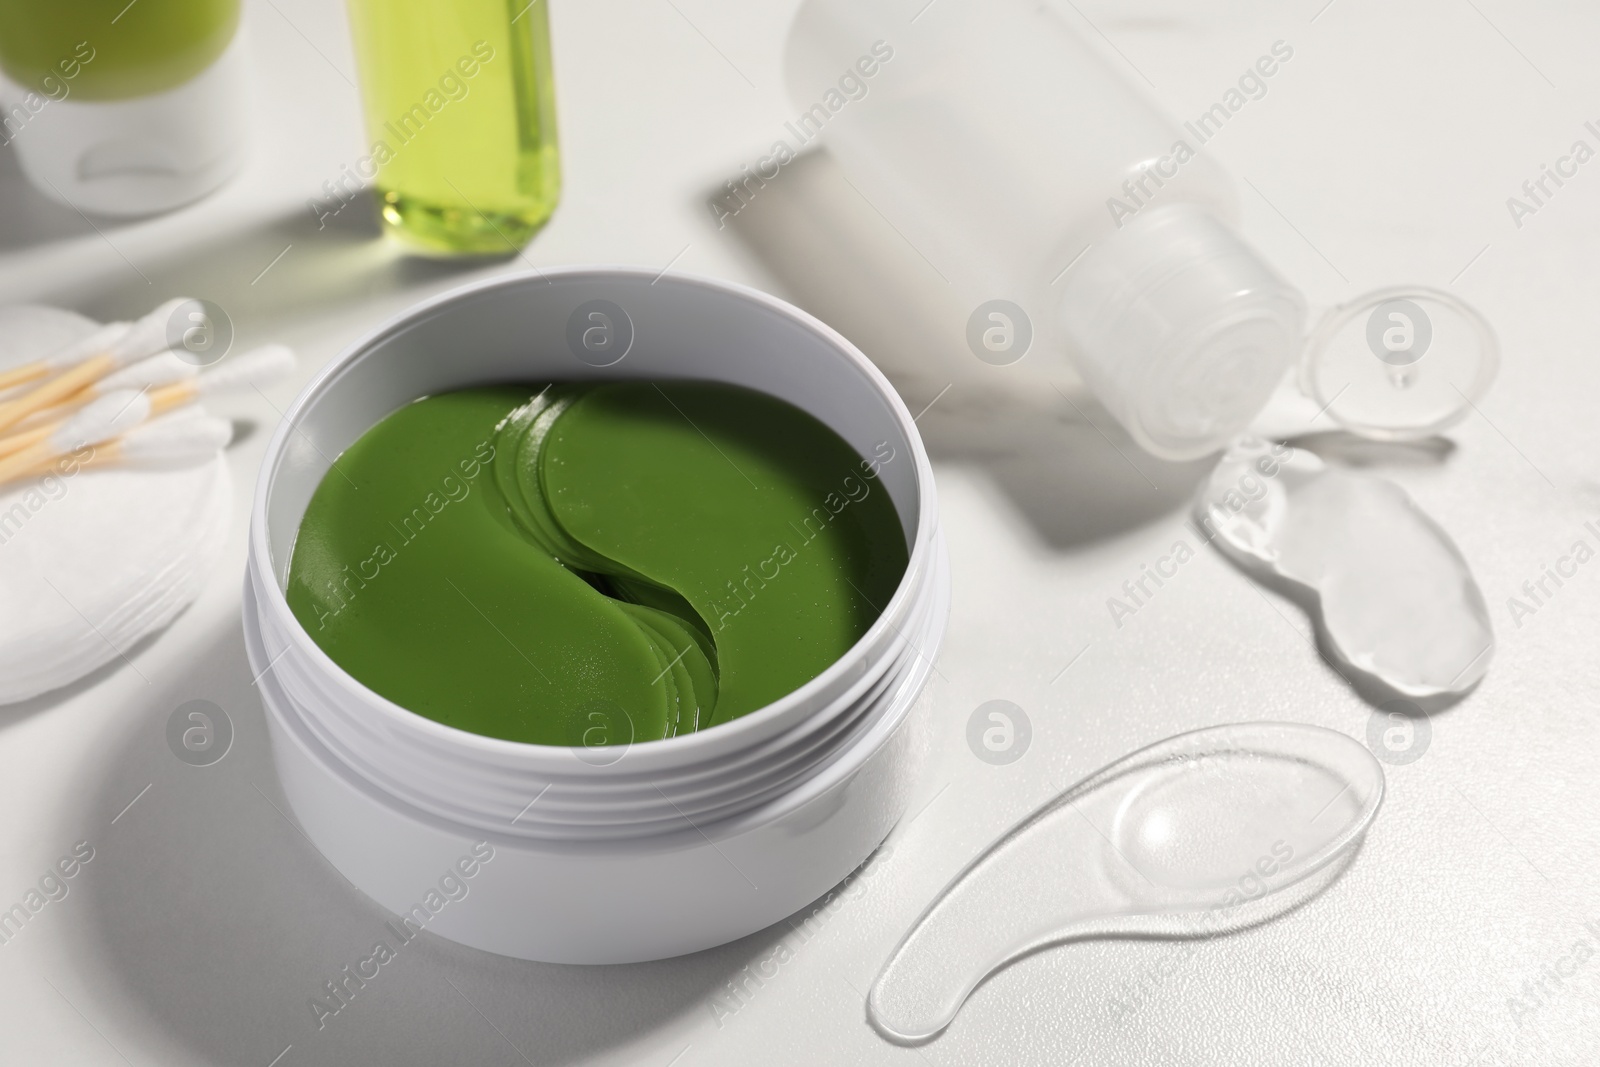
xmin=345 ymin=0 xmax=560 ymax=255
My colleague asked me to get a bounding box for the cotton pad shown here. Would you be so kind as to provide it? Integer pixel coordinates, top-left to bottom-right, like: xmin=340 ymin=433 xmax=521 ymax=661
xmin=0 ymin=305 xmax=231 ymax=705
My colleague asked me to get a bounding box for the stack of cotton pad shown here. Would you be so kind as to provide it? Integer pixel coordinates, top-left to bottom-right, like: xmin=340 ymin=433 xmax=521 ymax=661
xmin=0 ymin=305 xmax=231 ymax=705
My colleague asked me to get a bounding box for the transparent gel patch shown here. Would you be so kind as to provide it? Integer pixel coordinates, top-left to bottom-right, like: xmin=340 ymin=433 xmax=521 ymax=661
xmin=868 ymin=722 xmax=1383 ymax=1043
xmin=1196 ymin=439 xmax=1494 ymax=699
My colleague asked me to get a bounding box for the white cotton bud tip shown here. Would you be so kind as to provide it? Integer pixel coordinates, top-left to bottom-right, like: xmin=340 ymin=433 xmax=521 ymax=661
xmin=108 ymin=297 xmax=192 ymax=366
xmin=99 ymin=352 xmax=199 ymax=392
xmin=51 ymin=390 xmax=151 ymax=451
xmin=197 ymin=344 xmax=295 ymax=393
xmin=45 ymin=321 xmax=132 ymax=369
xmin=120 ymin=413 xmax=232 ymax=463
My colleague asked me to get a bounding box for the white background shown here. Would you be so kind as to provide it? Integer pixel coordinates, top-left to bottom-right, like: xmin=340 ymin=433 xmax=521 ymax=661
xmin=0 ymin=0 xmax=1597 ymax=1064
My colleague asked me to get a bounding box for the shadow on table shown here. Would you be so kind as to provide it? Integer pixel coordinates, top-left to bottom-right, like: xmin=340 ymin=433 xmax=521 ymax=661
xmin=63 ymin=622 xmax=784 ymax=1067
xmin=718 ymin=147 xmax=1211 ymax=550
xmin=715 ymin=151 xmax=1486 ymax=712
xmin=63 ymin=201 xmax=491 ymax=337
xmin=0 ymin=133 xmax=507 ymax=341
xmin=0 ymin=136 xmax=97 ymax=249
xmin=0 ymin=630 xmax=168 ymax=735
xmin=1286 ymin=431 xmax=1456 ymax=469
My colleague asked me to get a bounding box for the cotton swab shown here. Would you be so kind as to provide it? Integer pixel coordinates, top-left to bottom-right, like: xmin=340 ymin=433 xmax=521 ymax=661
xmin=144 ymin=344 xmax=296 ymax=416
xmin=92 ymin=411 xmax=234 ymax=469
xmin=0 ymin=320 xmax=130 ymax=394
xmin=99 ymin=351 xmax=201 ymax=392
xmin=0 ymin=390 xmax=151 ymax=485
xmin=9 ymin=408 xmax=233 ymax=483
xmin=0 ymin=298 xmax=190 ymax=435
xmin=0 ymin=345 xmax=292 ymax=459
xmin=0 ymin=352 xmax=201 ymax=459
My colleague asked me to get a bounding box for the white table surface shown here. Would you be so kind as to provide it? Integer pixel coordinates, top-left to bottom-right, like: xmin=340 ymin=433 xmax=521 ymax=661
xmin=1 ymin=1 xmax=1597 ymax=1064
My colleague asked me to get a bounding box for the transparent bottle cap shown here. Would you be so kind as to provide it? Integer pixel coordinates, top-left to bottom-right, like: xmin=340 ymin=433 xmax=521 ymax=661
xmin=1059 ymin=204 xmax=1306 ymax=461
xmin=1300 ymin=286 xmax=1498 ymax=441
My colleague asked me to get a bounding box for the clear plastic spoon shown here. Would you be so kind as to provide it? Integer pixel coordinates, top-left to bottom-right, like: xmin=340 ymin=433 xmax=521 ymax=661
xmin=868 ymin=722 xmax=1384 ymax=1043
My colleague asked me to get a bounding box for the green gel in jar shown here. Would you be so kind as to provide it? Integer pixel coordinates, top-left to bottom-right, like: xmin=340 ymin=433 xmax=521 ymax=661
xmin=285 ymin=382 xmax=908 ymax=746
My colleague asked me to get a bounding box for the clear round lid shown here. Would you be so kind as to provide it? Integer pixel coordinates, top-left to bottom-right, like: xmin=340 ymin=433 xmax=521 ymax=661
xmin=1299 ymin=286 xmax=1499 ymax=440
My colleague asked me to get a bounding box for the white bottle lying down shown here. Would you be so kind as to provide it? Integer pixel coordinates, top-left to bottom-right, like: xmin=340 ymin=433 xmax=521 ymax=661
xmin=783 ymin=0 xmax=1499 ymax=458
xmin=785 ymin=0 xmax=1305 ymax=460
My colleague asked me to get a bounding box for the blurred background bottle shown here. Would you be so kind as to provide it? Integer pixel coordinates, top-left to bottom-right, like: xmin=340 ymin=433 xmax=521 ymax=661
xmin=0 ymin=0 xmax=248 ymax=217
xmin=345 ymin=0 xmax=561 ymax=256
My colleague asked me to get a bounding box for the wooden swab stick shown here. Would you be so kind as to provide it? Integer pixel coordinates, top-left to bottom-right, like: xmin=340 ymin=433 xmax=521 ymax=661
xmin=6 ymin=409 xmax=232 ymax=485
xmin=0 ymin=345 xmax=292 ymax=459
xmin=146 ymin=344 xmax=297 ymax=416
xmin=0 ymin=390 xmax=151 ymax=486
xmin=0 ymin=352 xmax=197 ymax=459
xmin=0 ymin=365 xmax=47 ymax=393
xmin=0 ymin=320 xmax=129 ymax=394
xmin=0 ymin=352 xmax=117 ymax=436
xmin=0 ymin=298 xmax=188 ymax=436
xmin=95 ymin=350 xmax=199 ymax=395
xmin=0 ymin=420 xmax=55 ymax=460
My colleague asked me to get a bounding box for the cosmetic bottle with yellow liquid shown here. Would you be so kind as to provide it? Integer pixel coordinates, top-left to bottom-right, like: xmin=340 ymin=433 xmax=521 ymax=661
xmin=345 ymin=0 xmax=561 ymax=255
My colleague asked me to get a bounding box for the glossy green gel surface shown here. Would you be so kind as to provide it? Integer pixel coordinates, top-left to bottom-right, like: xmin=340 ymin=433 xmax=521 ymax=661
xmin=285 ymin=383 xmax=907 ymax=746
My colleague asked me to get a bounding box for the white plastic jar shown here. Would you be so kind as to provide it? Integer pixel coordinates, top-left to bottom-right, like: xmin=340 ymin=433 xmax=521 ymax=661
xmin=244 ymin=268 xmax=949 ymax=963
xmin=0 ymin=16 xmax=248 ymax=217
